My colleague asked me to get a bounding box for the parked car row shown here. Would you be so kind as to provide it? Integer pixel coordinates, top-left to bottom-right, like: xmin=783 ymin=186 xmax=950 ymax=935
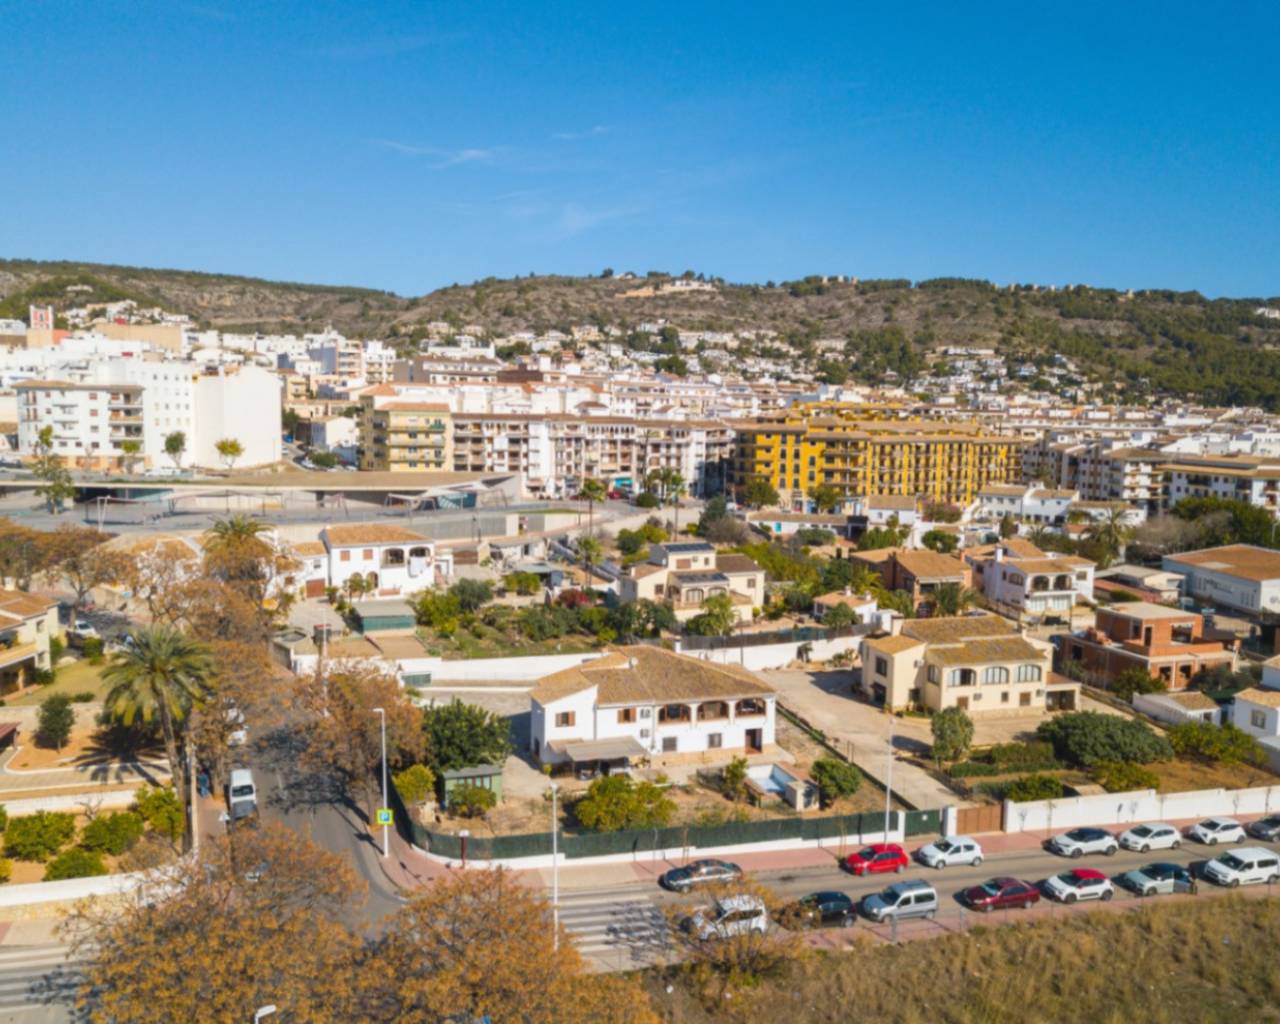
xmin=1047 ymin=817 xmax=1273 ymax=859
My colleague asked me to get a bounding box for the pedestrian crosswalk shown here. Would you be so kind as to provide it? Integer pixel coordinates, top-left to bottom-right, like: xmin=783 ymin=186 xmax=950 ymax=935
xmin=554 ymin=888 xmax=672 ymax=969
xmin=0 ymin=943 xmax=82 ymax=1015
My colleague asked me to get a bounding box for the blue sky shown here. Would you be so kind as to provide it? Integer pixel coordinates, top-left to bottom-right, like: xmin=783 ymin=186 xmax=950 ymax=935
xmin=1 ymin=1 xmax=1277 ymax=297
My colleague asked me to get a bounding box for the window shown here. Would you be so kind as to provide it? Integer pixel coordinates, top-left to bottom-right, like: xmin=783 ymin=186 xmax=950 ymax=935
xmin=1252 ymin=710 xmax=1268 ymax=729
xmin=927 ymin=666 xmax=939 ymax=684
xmin=617 ymin=708 xmax=637 ymax=724
xmin=1017 ymin=664 xmax=1042 ymax=682
xmin=340 ymin=550 xmax=350 ymax=562
xmin=363 ymin=549 xmax=374 ymax=560
xmin=1001 ymin=692 xmax=1010 ymax=703
xmin=982 ymin=666 xmax=1009 ymax=685
xmin=554 ymin=711 xmax=575 ymax=728
xmin=875 ymin=656 xmax=889 ymax=676
xmin=662 ymin=737 xmax=677 ymax=753
xmin=707 ymin=733 xmax=722 ymax=749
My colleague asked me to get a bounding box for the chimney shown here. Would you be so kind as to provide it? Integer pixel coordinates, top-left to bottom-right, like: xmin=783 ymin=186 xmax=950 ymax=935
xmin=994 ymin=545 xmax=1004 ymax=563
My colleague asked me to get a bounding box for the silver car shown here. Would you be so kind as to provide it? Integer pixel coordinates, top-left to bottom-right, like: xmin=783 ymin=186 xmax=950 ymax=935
xmin=1116 ymin=862 xmax=1197 ymax=898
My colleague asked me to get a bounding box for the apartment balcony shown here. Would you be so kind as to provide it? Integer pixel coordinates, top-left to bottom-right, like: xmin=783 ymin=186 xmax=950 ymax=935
xmin=0 ymin=641 xmax=39 ymax=672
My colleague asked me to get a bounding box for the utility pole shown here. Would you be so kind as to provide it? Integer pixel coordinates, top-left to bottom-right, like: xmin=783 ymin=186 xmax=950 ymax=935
xmin=373 ymin=707 xmax=388 ymax=857
xmin=188 ymin=743 xmax=198 ymax=858
xmin=550 ymin=782 xmax=560 ymax=952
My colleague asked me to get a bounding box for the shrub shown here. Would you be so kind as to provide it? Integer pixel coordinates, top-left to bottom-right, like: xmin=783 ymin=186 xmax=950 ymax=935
xmin=502 ymin=571 xmax=542 ymax=596
xmin=0 ymin=858 xmax=10 ymax=883
xmin=1005 ymin=774 xmax=1066 ymax=801
xmin=1111 ymin=667 xmax=1167 ymax=701
xmin=574 ymin=775 xmax=676 ymax=832
xmin=132 ymin=786 xmax=185 ymax=843
xmin=448 ymin=783 xmax=497 ymax=819
xmin=1167 ymin=721 xmax=1265 ymax=765
xmin=721 ymin=756 xmax=748 ymax=802
xmin=448 ymin=579 xmax=493 ymax=613
xmin=82 ymin=636 xmax=104 ymax=663
xmin=634 ymin=491 xmax=660 ymax=508
xmin=49 ymin=635 xmax=64 ymax=665
xmin=0 ymin=805 xmax=7 ymax=834
xmin=946 ymin=760 xmax=1005 ymax=779
xmin=393 ymin=764 xmax=436 ymax=805
xmin=80 ymin=811 xmax=145 ymax=855
xmin=1092 ymin=761 xmax=1161 ymax=793
xmin=71 ymin=691 xmax=95 ymax=703
xmin=5 ymin=812 xmax=76 ymax=862
xmin=1036 ymin=712 xmax=1173 ymax=767
xmin=44 ymin=847 xmax=107 ymax=881
xmin=810 ymin=758 xmax=862 ymax=807
xmin=988 ymin=741 xmax=1059 ymax=771
xmin=35 ymin=694 xmax=74 ymax=751
xmin=931 ymin=707 xmax=975 ymax=763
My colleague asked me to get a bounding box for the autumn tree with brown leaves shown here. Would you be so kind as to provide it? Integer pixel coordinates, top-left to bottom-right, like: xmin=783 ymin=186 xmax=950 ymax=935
xmin=63 ymin=821 xmax=367 ymax=1024
xmin=295 ymin=664 xmax=423 ymax=818
xmin=46 ymin=525 xmax=131 ymax=617
xmin=363 ymin=868 xmax=659 ymax=1024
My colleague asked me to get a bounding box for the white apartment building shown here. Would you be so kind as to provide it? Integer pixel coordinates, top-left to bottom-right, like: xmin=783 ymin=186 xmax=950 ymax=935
xmin=965 ymin=540 xmax=1095 ymax=619
xmin=15 ymin=359 xmax=281 ymax=470
xmin=1160 ymin=453 xmax=1280 ymax=515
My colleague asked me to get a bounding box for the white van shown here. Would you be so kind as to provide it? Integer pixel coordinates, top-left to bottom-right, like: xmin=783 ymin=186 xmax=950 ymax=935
xmin=1202 ymin=846 xmax=1280 ymax=888
xmin=227 ymin=768 xmax=258 ymax=822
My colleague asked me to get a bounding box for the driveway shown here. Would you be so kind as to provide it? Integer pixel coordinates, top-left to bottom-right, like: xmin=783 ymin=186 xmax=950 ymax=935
xmin=759 ymin=669 xmax=965 ymax=811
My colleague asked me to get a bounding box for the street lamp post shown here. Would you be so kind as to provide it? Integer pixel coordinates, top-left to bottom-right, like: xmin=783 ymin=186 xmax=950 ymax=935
xmin=550 ymin=781 xmax=560 ymax=952
xmin=884 ymin=714 xmax=894 ymax=841
xmin=372 ymin=706 xmax=388 ymax=858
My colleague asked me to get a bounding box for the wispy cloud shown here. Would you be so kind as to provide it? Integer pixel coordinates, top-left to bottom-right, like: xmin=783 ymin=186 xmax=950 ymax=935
xmin=555 ymin=201 xmax=638 ymax=237
xmin=305 ymin=32 xmax=457 ymax=61
xmin=552 ymin=125 xmax=610 ymax=142
xmin=370 ymin=139 xmax=503 ymax=168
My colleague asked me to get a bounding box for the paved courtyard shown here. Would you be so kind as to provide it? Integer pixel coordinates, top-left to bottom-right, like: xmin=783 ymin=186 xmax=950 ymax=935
xmin=759 ymin=668 xmax=964 ymax=810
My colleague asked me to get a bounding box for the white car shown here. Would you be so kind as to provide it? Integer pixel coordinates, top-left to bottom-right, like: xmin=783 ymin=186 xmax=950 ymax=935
xmin=1202 ymin=847 xmax=1280 ymax=888
xmin=916 ymin=836 xmax=983 ymax=869
xmin=1047 ymin=827 xmax=1118 ymax=858
xmin=1186 ymin=817 xmax=1246 ymax=846
xmin=1117 ymin=822 xmax=1182 ymax=853
xmin=1043 ymin=868 xmax=1114 ymax=904
xmin=69 ymin=620 xmax=98 ymax=639
xmin=681 ymin=895 xmax=768 ymax=940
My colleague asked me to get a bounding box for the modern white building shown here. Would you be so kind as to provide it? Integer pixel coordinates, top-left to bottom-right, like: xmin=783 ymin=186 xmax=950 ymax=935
xmin=529 ymin=646 xmax=778 ymax=771
xmin=14 ymin=359 xmax=281 ymax=470
xmin=965 ymin=540 xmax=1095 ymax=619
xmin=1162 ymin=545 xmax=1280 ymax=617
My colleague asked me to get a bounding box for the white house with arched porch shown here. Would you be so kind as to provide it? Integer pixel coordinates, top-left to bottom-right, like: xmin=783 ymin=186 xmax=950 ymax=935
xmin=320 ymin=524 xmax=452 ymax=597
xmin=529 ymin=646 xmax=778 ymax=771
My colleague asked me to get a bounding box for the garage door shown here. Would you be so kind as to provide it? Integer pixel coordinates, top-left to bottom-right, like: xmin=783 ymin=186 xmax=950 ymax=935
xmin=305 ymin=579 xmax=326 ymax=598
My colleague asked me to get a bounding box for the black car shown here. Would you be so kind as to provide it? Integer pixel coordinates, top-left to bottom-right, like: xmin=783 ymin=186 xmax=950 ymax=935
xmin=783 ymin=891 xmax=856 ymax=929
xmin=658 ymin=859 xmax=743 ymax=892
xmin=1247 ymin=815 xmax=1280 ymax=842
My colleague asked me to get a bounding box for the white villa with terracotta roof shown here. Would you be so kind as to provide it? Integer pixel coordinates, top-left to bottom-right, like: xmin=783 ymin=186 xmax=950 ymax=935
xmin=320 ymin=524 xmax=451 ymax=597
xmin=617 ymin=542 xmax=764 ymax=625
xmin=0 ymin=590 xmax=57 ymax=696
xmin=965 ymin=539 xmax=1095 ymax=620
xmin=529 ymin=646 xmax=778 ymax=772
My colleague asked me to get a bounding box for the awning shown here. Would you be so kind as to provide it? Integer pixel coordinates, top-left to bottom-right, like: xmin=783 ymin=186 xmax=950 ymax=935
xmin=558 ymin=737 xmax=647 ymax=763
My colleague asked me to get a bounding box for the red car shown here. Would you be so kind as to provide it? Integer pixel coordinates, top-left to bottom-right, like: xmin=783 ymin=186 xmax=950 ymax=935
xmin=962 ymin=876 xmax=1041 ymax=912
xmin=845 ymin=843 xmax=909 ymax=876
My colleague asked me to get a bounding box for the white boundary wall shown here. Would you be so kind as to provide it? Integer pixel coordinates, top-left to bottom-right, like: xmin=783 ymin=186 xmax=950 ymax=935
xmin=1 ymin=791 xmax=139 ymax=815
xmin=1003 ymin=784 xmax=1280 ymax=834
xmin=0 ymin=870 xmax=144 ymax=909
xmin=291 ymin=650 xmax=604 ymax=681
xmin=679 ymin=635 xmax=862 ymax=673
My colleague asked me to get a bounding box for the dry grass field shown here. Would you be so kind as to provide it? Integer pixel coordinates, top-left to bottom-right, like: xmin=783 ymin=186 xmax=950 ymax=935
xmin=648 ymin=895 xmax=1280 ymax=1024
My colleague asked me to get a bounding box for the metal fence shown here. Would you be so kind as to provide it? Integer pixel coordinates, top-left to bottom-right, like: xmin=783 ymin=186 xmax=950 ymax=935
xmin=392 ymin=779 xmax=907 ymax=863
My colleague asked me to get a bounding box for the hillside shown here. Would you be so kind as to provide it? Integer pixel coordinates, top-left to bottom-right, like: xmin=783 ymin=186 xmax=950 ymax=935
xmin=4 ymin=258 xmax=1280 ymax=407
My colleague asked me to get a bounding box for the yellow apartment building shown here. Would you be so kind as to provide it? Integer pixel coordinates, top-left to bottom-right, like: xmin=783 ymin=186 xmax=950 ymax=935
xmin=360 ymin=402 xmax=452 ymax=472
xmin=732 ymin=403 xmax=1025 ymax=507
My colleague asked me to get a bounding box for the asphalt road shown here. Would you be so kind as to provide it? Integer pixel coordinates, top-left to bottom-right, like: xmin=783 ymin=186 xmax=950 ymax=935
xmin=559 ymin=833 xmax=1280 ymax=969
xmin=251 ymin=722 xmax=406 ymax=929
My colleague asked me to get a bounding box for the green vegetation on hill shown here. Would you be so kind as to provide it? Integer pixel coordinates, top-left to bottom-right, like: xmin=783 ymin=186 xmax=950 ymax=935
xmin=4 ymin=260 xmax=1280 ymax=406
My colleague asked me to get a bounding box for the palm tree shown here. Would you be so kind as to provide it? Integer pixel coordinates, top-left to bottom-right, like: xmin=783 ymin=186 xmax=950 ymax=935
xmin=102 ymin=626 xmax=213 ymax=792
xmin=577 ymin=478 xmax=608 ymax=537
xmin=1085 ymin=504 xmax=1133 ymax=567
xmin=577 ymin=535 xmax=604 ymax=590
xmin=845 ymin=563 xmax=882 ymax=597
xmin=928 ymin=582 xmax=978 ymax=617
xmin=662 ymin=470 xmax=687 ymax=534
